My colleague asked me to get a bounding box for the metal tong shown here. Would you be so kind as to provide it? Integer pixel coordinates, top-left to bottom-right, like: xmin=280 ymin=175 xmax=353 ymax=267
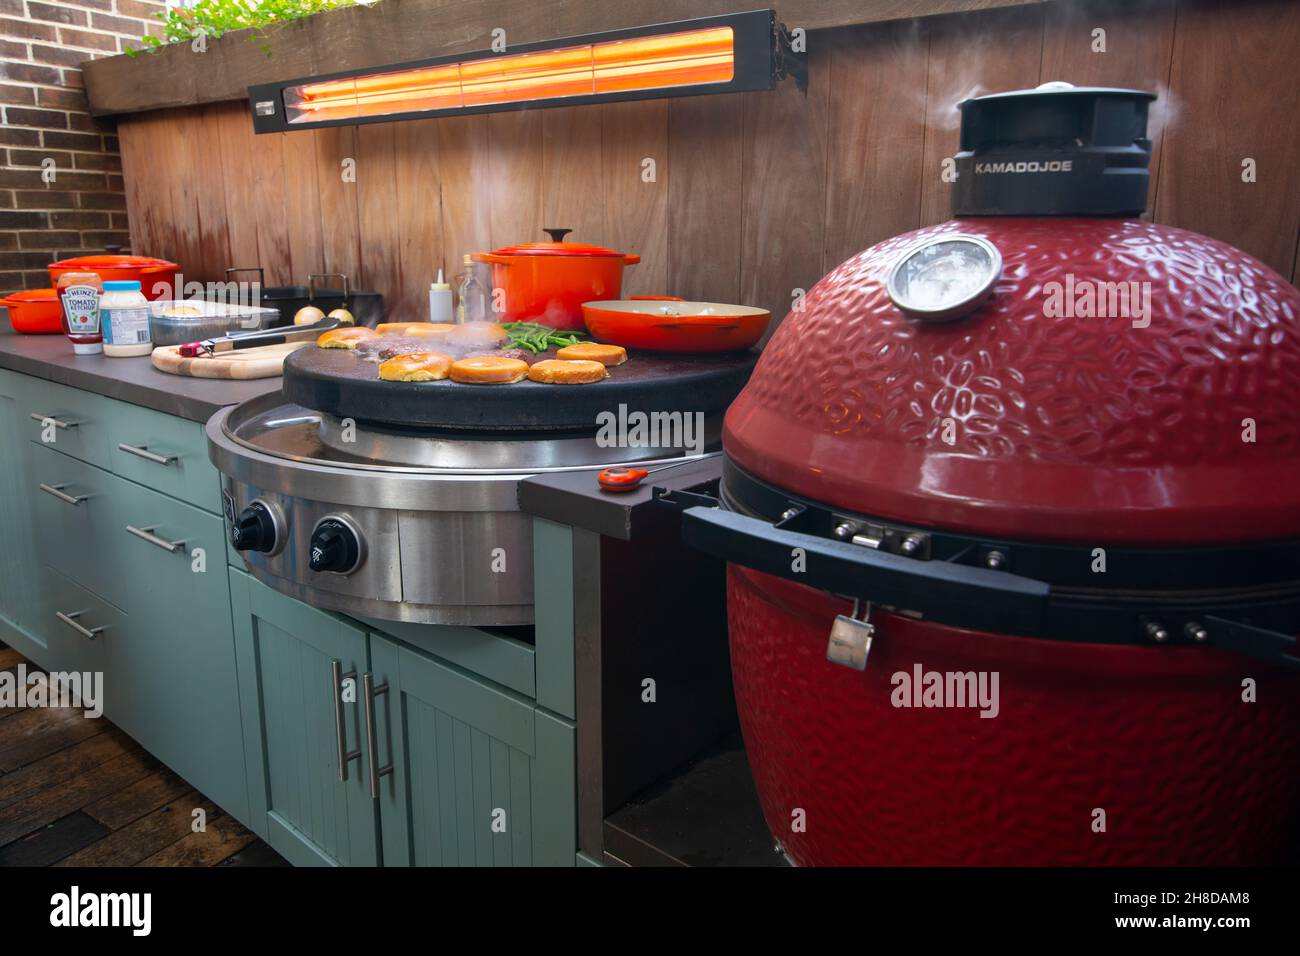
xmin=178 ymin=317 xmax=342 ymax=357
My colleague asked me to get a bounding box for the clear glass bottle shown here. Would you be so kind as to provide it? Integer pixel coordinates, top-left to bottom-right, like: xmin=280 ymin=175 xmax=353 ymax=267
xmin=455 ymin=254 xmax=488 ymax=325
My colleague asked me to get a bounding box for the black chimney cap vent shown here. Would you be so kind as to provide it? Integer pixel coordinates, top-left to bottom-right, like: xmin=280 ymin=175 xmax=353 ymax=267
xmin=953 ymin=82 xmax=1157 ymax=217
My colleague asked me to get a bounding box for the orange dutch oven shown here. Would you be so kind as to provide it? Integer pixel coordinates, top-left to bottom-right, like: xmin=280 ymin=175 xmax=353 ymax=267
xmin=48 ymin=255 xmax=180 ymax=301
xmin=1 ymin=287 xmax=63 ymax=333
xmin=472 ymin=229 xmax=639 ymax=331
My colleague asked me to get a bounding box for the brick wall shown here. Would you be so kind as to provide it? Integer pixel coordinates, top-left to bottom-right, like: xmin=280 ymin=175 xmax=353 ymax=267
xmin=1 ymin=0 xmax=165 ymax=293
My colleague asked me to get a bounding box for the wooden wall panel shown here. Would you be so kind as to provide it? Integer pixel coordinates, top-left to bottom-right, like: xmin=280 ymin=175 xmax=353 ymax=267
xmin=314 ymin=125 xmax=363 ymax=283
xmin=191 ymin=104 xmax=234 ymax=286
xmin=739 ymin=45 xmax=829 ymax=337
xmin=823 ymin=21 xmax=930 ymax=271
xmin=920 ymin=5 xmax=1045 ymax=225
xmin=1155 ymin=0 xmax=1300 ymax=277
xmin=244 ymin=124 xmax=293 ymax=287
xmin=541 ymin=107 xmax=605 ymax=246
xmin=391 ymin=119 xmax=443 ymax=323
xmin=119 ymin=112 xmax=168 ymax=266
xmin=214 ymin=103 xmax=263 ymax=279
xmin=160 ymin=109 xmax=204 ymax=281
xmin=354 ymin=124 xmax=402 ymax=312
xmin=114 ymin=0 xmax=1300 ymax=335
xmin=667 ymin=95 xmax=744 ymax=304
xmin=437 ymin=115 xmax=494 ymax=289
xmin=600 ymin=101 xmax=669 ymax=298
xmin=487 ymin=111 xmax=545 ymax=250
xmin=1041 ymin=0 xmax=1177 ymax=215
xmin=281 ymin=131 xmax=325 ymax=288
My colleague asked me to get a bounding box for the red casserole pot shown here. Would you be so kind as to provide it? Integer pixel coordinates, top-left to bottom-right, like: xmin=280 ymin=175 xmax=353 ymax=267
xmin=2 ymin=287 xmax=63 ymax=333
xmin=681 ymin=84 xmax=1300 ymax=866
xmin=48 ymin=255 xmax=179 ymax=301
xmin=472 ymin=229 xmax=639 ymax=331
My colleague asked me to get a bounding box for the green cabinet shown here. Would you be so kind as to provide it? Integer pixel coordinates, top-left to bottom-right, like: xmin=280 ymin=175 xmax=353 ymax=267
xmin=229 ymin=568 xmax=380 ymax=866
xmin=232 ymin=570 xmax=576 ymax=867
xmin=0 ymin=370 xmax=41 ymax=651
xmin=3 ymin=371 xmax=247 ymax=827
xmin=110 ymin=481 xmax=247 ymax=822
xmin=370 ymin=631 xmax=576 ymax=866
xmin=0 ymin=367 xmax=581 ymax=869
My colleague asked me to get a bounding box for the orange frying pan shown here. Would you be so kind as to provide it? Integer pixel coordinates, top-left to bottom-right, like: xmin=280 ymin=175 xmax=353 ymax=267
xmin=581 ymin=297 xmax=769 ymax=353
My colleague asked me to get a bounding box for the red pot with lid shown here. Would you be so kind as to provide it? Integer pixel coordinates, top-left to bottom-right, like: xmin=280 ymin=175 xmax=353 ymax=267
xmin=48 ymin=255 xmax=179 ymax=302
xmin=472 ymin=229 xmax=640 ymax=331
xmin=680 ymin=84 xmax=1300 ymax=865
xmin=1 ymin=287 xmax=63 ymax=333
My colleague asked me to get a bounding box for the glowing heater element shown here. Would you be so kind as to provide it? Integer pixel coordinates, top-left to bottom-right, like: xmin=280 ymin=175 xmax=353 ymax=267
xmin=284 ymin=27 xmax=737 ymax=123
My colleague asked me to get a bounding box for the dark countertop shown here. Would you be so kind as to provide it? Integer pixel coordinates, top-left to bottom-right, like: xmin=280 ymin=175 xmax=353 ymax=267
xmin=519 ymin=456 xmax=722 ymax=540
xmin=0 ymin=327 xmax=282 ymax=423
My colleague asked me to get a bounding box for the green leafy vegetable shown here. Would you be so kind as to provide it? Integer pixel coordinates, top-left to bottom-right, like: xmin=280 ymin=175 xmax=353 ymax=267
xmin=126 ymin=0 xmax=369 ymax=57
xmin=502 ymin=322 xmax=589 ymax=353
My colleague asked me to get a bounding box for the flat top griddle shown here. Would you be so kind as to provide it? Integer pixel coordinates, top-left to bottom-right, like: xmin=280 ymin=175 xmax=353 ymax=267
xmin=282 ymin=345 xmax=758 ymax=430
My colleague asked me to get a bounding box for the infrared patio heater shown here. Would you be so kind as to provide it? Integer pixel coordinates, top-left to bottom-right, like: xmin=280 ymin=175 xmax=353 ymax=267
xmin=247 ymin=9 xmax=803 ymax=133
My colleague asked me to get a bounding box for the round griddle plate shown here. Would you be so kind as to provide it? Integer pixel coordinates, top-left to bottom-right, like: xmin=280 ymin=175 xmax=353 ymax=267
xmin=282 ymin=346 xmax=759 ymax=429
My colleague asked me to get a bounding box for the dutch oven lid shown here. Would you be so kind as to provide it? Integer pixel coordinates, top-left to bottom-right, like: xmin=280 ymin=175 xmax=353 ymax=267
xmin=3 ymin=287 xmax=59 ymax=303
xmin=953 ymin=81 xmax=1156 ymax=217
xmin=50 ymin=254 xmax=177 ymax=269
xmin=491 ymin=228 xmax=627 ymax=257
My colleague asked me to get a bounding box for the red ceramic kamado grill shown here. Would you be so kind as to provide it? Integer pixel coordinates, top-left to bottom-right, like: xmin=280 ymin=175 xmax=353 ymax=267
xmin=674 ymin=83 xmax=1300 ymax=866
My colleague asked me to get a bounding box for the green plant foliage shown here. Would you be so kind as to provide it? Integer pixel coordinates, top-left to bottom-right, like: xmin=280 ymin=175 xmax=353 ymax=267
xmin=126 ymin=0 xmax=368 ymax=57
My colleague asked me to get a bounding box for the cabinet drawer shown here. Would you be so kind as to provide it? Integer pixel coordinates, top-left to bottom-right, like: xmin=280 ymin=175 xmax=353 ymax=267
xmin=20 ymin=377 xmax=111 ymax=469
xmin=109 ymin=401 xmax=222 ymax=514
xmin=28 ymin=441 xmax=123 ymax=604
xmin=34 ymin=563 xmax=116 ymax=703
xmin=109 ymin=497 xmax=247 ymax=823
xmin=114 ymin=476 xmax=226 ymax=615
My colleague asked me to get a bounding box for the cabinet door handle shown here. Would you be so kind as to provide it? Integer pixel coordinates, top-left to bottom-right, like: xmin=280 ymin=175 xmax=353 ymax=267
xmin=117 ymin=443 xmax=178 ymax=466
xmin=56 ymin=610 xmax=105 ymax=640
xmin=363 ymin=673 xmax=393 ymax=800
xmin=330 ymin=659 xmax=361 ymax=782
xmin=39 ymin=483 xmax=89 ymax=506
xmin=125 ymin=524 xmax=186 ymax=553
xmin=29 ymin=412 xmax=78 ymax=429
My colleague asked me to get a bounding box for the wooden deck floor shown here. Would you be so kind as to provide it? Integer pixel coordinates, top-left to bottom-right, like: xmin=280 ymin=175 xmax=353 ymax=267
xmin=0 ymin=644 xmax=287 ymax=867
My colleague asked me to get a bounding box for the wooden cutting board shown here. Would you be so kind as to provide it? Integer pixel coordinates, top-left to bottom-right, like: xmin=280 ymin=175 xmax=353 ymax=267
xmin=151 ymin=341 xmax=308 ymax=379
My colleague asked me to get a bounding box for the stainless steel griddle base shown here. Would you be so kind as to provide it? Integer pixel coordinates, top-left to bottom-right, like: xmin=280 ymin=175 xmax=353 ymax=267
xmin=208 ymin=391 xmax=720 ymax=625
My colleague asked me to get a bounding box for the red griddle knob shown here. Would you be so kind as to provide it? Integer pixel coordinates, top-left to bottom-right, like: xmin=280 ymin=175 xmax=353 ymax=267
xmin=598 ymin=467 xmax=650 ymax=493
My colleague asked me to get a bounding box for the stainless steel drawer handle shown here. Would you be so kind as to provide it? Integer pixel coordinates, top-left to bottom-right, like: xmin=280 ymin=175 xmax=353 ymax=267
xmin=363 ymin=673 xmax=393 ymax=800
xmin=29 ymin=412 xmax=78 ymax=429
xmin=118 ymin=443 xmax=179 ymax=466
xmin=56 ymin=610 xmax=105 ymax=640
xmin=330 ymin=659 xmax=361 ymax=782
xmin=125 ymin=524 xmax=186 ymax=553
xmin=39 ymin=483 xmax=89 ymax=506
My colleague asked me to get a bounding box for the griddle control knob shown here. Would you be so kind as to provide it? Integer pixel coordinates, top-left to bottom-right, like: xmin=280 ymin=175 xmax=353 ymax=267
xmin=231 ymin=502 xmax=279 ymax=554
xmin=309 ymin=516 xmax=363 ymax=575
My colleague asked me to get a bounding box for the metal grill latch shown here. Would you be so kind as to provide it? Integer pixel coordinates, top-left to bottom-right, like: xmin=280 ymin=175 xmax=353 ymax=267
xmin=827 ymin=600 xmax=875 ymax=671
